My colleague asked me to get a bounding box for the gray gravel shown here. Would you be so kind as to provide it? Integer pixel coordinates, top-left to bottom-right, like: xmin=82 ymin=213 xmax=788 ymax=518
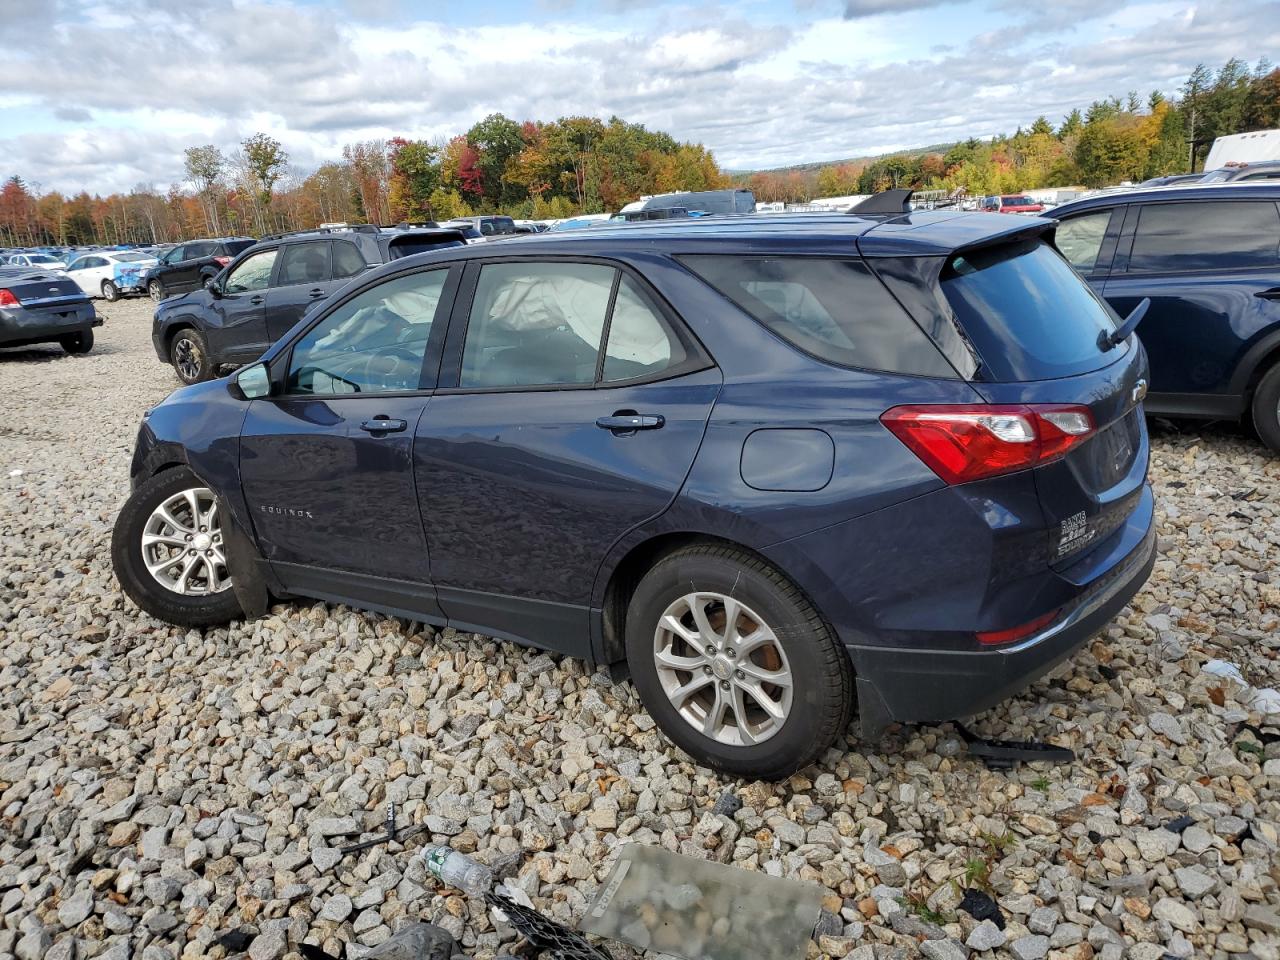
xmin=1 ymin=298 xmax=1278 ymax=960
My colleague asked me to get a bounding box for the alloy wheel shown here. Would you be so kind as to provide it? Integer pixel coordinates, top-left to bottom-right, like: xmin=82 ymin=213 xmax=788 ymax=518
xmin=149 ymin=280 xmax=163 ymax=302
xmin=140 ymin=487 xmax=230 ymax=596
xmin=652 ymin=591 xmax=793 ymax=746
xmin=174 ymin=337 xmax=202 ymax=382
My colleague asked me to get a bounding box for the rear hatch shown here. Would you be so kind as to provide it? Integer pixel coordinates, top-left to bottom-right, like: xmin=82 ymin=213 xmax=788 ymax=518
xmin=932 ymin=234 xmax=1148 ymax=569
xmin=0 ymin=269 xmax=89 ymax=309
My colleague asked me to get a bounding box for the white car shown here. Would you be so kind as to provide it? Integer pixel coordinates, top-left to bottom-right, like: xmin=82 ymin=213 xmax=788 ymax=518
xmin=64 ymin=251 xmax=159 ymax=301
xmin=2 ymin=253 xmax=69 ymax=271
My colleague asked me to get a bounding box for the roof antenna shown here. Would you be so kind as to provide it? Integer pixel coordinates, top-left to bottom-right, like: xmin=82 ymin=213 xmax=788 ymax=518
xmin=849 ymin=189 xmax=914 ymax=215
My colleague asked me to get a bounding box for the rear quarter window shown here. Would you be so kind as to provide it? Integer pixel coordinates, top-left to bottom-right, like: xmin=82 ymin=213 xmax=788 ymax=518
xmin=941 ymin=239 xmax=1120 ymax=381
xmin=679 ymin=255 xmax=957 ymax=378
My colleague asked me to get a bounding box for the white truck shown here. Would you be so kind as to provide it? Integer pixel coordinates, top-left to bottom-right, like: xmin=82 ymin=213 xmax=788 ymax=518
xmin=1204 ymin=129 xmax=1280 ymax=170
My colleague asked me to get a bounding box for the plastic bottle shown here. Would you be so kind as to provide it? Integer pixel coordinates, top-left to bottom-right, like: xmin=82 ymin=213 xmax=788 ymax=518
xmin=418 ymin=844 xmax=493 ymax=897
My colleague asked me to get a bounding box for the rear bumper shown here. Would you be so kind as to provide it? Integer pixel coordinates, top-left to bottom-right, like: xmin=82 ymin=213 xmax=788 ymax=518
xmin=0 ymin=305 xmax=100 ymax=346
xmin=850 ymin=485 xmax=1156 ymax=735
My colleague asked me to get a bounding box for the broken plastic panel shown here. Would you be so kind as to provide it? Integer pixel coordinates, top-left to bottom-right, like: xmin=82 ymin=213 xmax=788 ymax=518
xmin=581 ymin=845 xmax=824 ymax=960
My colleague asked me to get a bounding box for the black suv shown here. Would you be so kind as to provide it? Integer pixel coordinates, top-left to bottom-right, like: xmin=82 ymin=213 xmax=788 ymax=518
xmin=152 ymin=226 xmax=467 ymax=383
xmin=146 ymin=238 xmax=256 ymax=301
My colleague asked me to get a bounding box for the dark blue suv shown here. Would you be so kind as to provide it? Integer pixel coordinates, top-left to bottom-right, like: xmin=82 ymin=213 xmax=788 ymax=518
xmin=111 ymin=209 xmax=1156 ymax=779
xmin=1050 ymin=183 xmax=1280 ymax=451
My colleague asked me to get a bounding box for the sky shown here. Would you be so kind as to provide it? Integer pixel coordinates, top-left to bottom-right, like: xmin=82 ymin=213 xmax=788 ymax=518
xmin=1 ymin=0 xmax=1278 ymax=195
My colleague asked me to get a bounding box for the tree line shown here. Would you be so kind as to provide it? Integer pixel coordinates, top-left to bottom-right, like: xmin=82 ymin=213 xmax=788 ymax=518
xmin=2 ymin=59 xmax=1278 ymax=248
xmin=0 ymin=115 xmax=726 ymax=247
xmin=736 ymin=58 xmax=1279 ymax=201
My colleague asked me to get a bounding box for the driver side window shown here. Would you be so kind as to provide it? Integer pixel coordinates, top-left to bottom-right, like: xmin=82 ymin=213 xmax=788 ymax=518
xmin=224 ymin=249 xmax=278 ymax=293
xmin=286 ymin=268 xmax=449 ymax=395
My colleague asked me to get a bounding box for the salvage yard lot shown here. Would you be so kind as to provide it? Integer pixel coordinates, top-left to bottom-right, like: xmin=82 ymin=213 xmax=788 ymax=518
xmin=1 ymin=298 xmax=1278 ymax=960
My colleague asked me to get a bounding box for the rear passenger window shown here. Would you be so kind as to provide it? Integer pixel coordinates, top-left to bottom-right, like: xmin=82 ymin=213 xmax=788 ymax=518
xmin=332 ymin=241 xmax=367 ymax=279
xmin=681 ymin=256 xmax=955 ymax=378
xmin=1128 ymin=201 xmax=1280 ymax=272
xmin=1055 ymin=210 xmax=1113 ymax=273
xmin=276 ymin=243 xmax=331 ymax=286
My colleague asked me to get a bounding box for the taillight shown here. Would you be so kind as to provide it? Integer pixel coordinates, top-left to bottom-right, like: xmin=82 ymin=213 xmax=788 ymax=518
xmin=0 ymin=288 xmax=19 ymax=307
xmin=213 ymin=256 xmax=231 ymax=266
xmin=881 ymin=403 xmax=1095 ymax=484
xmin=976 ymin=608 xmax=1061 ymax=645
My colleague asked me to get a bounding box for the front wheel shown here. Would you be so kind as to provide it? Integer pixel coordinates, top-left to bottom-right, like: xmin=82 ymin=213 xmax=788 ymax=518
xmin=60 ymin=330 xmax=93 ymax=354
xmin=101 ymin=280 xmax=120 ymax=302
xmin=111 ymin=467 xmax=243 ymax=627
xmin=1251 ymin=362 xmax=1280 ymax=454
xmin=148 ymin=279 xmax=164 ymax=302
xmin=171 ymin=328 xmax=212 ymax=384
xmin=625 ymin=544 xmax=853 ymax=780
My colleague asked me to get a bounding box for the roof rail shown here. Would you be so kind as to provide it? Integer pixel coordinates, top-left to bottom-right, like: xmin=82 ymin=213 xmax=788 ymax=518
xmin=849 ymin=189 xmax=914 ymax=215
xmin=260 ymin=224 xmax=382 ymax=241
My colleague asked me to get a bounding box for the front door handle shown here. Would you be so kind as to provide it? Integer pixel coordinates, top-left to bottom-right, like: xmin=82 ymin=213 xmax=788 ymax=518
xmin=1256 ymin=287 xmax=1280 ymax=301
xmin=308 ymin=288 xmax=326 ymax=298
xmin=596 ymin=413 xmax=664 ymax=433
xmin=360 ymin=418 xmax=407 ymax=434
xmin=249 ymin=295 xmax=264 ymax=305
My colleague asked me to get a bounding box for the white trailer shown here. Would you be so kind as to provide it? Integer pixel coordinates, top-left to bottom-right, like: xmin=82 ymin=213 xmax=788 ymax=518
xmin=1204 ymin=129 xmax=1280 ymax=170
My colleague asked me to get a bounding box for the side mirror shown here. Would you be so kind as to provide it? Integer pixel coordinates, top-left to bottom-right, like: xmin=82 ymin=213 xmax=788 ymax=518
xmin=208 ymin=280 xmax=223 ymax=299
xmin=231 ymin=362 xmax=271 ymax=400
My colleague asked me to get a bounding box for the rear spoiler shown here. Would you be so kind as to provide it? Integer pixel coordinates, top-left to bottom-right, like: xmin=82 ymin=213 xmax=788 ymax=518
xmin=849 ymin=189 xmax=914 ymax=215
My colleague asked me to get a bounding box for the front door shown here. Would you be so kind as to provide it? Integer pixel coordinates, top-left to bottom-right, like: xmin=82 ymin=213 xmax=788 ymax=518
xmin=238 ymin=265 xmax=458 ymax=618
xmin=205 ymin=247 xmax=278 ymax=364
xmin=416 ymin=260 xmax=721 ymax=653
xmin=1102 ymin=198 xmax=1280 ymax=410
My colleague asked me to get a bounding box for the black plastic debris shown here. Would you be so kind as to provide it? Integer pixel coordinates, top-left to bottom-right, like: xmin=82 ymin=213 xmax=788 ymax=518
xmin=218 ymin=929 xmax=254 ymax=952
xmin=1099 ymin=665 xmax=1118 ymax=681
xmin=1164 ymin=814 xmax=1195 ymax=833
xmin=336 ymin=803 xmax=428 ymax=862
xmin=953 ymin=722 xmax=1075 ymax=771
xmin=711 ymin=789 xmax=742 ymax=818
xmin=958 ymin=888 xmax=1005 ymax=930
xmin=486 ymin=890 xmax=612 ymax=960
xmin=299 ymin=923 xmax=466 ymax=960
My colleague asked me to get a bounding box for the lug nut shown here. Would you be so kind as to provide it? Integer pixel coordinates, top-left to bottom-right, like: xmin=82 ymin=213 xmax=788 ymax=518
xmin=185 ymin=534 xmax=192 ymax=541
xmin=725 ymin=648 xmax=735 ymax=658
xmin=735 ymin=670 xmax=745 ymax=680
xmin=703 ymin=666 xmax=712 ymax=675
xmin=704 ymin=645 xmax=716 ymax=656
xmin=719 ymin=680 xmax=730 ymax=690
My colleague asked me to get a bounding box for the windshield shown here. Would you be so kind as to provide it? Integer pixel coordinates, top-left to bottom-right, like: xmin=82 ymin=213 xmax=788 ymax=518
xmin=941 ymin=239 xmax=1121 ymax=381
xmin=28 ymin=255 xmax=61 ymax=264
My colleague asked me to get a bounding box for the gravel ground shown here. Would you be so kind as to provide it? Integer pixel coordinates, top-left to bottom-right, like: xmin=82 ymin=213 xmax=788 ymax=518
xmin=2 ymin=297 xmax=1279 ymax=960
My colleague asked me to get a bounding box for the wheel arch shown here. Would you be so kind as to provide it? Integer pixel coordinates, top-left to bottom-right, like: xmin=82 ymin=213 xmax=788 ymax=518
xmin=1230 ymin=327 xmax=1280 ymax=405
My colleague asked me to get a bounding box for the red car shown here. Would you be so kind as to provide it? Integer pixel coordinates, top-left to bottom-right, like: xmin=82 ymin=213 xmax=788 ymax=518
xmin=980 ymin=195 xmax=1045 ymax=214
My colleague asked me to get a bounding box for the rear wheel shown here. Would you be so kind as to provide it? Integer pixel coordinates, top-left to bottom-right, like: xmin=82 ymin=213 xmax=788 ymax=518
xmin=111 ymin=467 xmax=243 ymax=627
xmin=625 ymin=544 xmax=853 ymax=779
xmin=148 ymin=279 xmax=164 ymax=302
xmin=1250 ymin=362 xmax=1280 ymax=454
xmin=60 ymin=330 xmax=93 ymax=354
xmin=171 ymin=327 xmax=212 ymax=384
xmin=101 ymin=280 xmax=120 ymax=302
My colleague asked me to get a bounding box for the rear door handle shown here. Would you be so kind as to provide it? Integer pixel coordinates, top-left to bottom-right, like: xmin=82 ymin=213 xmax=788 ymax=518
xmin=1255 ymin=287 xmax=1280 ymax=300
xmin=249 ymin=295 xmax=264 ymax=305
xmin=596 ymin=413 xmax=664 ymax=433
xmin=308 ymin=288 xmax=326 ymax=298
xmin=360 ymin=418 xmax=407 ymax=433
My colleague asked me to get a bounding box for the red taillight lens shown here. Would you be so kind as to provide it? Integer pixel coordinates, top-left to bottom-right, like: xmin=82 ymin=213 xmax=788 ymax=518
xmin=976 ymin=608 xmax=1062 ymax=645
xmin=881 ymin=403 xmax=1095 ymax=485
xmin=0 ymin=288 xmax=19 ymax=307
xmin=213 ymin=256 xmax=231 ymax=266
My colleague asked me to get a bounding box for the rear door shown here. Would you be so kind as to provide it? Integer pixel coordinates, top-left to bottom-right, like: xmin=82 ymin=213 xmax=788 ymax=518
xmin=1100 ymin=198 xmax=1280 ymax=409
xmin=171 ymin=242 xmax=210 ymax=292
xmin=414 ymin=258 xmax=720 ymax=653
xmin=936 ymin=237 xmax=1149 ymax=569
xmin=262 ymin=240 xmax=337 ymax=342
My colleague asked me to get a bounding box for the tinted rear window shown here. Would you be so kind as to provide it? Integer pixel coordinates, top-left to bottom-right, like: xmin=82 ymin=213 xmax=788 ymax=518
xmin=225 ymin=239 xmax=256 ymax=256
xmin=1127 ymin=201 xmax=1280 ymax=272
xmin=941 ymin=239 xmax=1120 ymax=381
xmin=682 ymin=255 xmax=956 ymax=378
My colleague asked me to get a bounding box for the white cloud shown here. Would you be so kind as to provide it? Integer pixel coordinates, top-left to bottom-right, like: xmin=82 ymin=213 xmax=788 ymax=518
xmin=0 ymin=0 xmax=1277 ymax=193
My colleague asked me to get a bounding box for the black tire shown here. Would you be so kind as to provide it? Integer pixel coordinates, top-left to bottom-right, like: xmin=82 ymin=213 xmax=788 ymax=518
xmin=170 ymin=327 xmax=212 ymax=384
xmin=1251 ymin=362 xmax=1280 ymax=454
xmin=111 ymin=467 xmax=244 ymax=628
xmin=101 ymin=280 xmax=120 ymax=302
xmin=625 ymin=544 xmax=853 ymax=780
xmin=59 ymin=330 xmax=93 ymax=354
xmin=148 ymin=279 xmax=164 ymax=302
